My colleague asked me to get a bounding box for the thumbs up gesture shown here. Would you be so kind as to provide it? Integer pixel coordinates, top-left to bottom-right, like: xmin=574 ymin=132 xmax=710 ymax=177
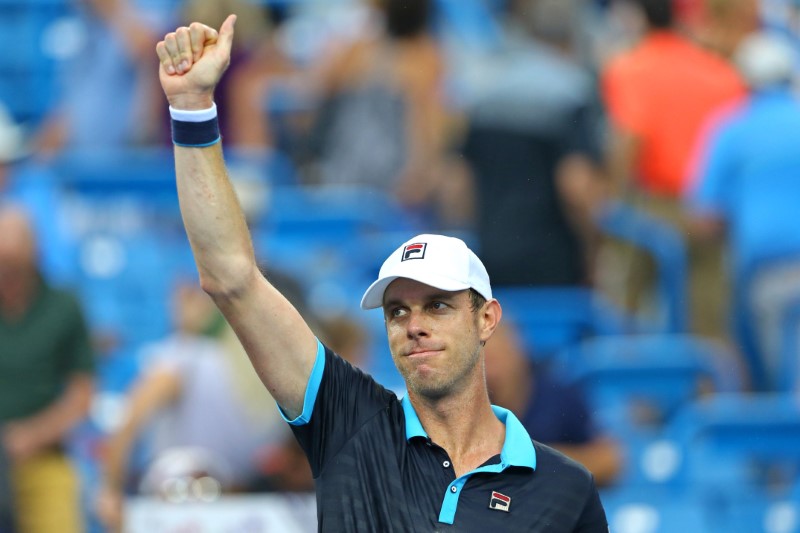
xmin=155 ymin=14 xmax=237 ymax=110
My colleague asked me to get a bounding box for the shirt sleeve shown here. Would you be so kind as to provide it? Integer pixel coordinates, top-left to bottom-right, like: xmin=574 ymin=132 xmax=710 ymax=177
xmin=574 ymin=476 xmax=609 ymax=532
xmin=284 ymin=342 xmax=396 ymax=476
xmin=601 ymin=60 xmax=648 ymax=137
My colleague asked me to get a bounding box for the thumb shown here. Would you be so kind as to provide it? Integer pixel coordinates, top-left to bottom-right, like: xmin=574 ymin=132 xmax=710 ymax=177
xmin=217 ymin=14 xmax=237 ymax=55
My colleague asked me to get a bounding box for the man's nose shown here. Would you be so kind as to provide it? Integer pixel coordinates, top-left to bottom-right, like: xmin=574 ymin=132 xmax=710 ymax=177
xmin=406 ymin=310 xmax=430 ymax=339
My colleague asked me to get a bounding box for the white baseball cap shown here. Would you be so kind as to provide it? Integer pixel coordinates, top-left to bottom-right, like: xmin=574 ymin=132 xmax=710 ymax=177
xmin=360 ymin=234 xmax=492 ymax=310
xmin=0 ymin=102 xmax=27 ymax=163
xmin=734 ymin=32 xmax=795 ymax=89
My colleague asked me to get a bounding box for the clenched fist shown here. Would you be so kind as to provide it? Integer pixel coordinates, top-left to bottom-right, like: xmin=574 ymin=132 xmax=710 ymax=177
xmin=155 ymin=14 xmax=237 ymax=110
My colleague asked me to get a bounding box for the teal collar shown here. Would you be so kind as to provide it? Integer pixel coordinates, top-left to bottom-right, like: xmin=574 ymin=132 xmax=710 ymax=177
xmin=400 ymin=395 xmax=536 ymax=470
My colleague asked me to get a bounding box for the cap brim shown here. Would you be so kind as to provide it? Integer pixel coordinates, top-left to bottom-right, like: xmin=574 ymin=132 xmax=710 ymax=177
xmin=360 ymin=272 xmax=472 ymax=310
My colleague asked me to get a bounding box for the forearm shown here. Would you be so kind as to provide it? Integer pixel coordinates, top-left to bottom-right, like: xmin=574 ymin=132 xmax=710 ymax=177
xmin=175 ymin=142 xmax=257 ymax=296
xmin=102 ymin=423 xmax=138 ymax=491
xmin=102 ymin=370 xmax=180 ymax=491
xmin=18 ymin=374 xmax=93 ymax=449
xmin=552 ymin=438 xmax=622 ymax=486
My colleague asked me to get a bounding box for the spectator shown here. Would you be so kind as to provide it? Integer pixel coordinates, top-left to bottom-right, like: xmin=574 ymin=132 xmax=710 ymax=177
xmin=688 ymin=31 xmax=800 ymax=390
xmin=34 ymin=0 xmax=175 ymax=155
xmin=179 ymin=0 xmax=289 ymax=149
xmin=453 ymin=0 xmax=606 ymax=286
xmin=0 ymin=204 xmax=95 ymax=533
xmin=294 ymin=0 xmax=471 ymax=228
xmin=599 ymin=0 xmax=746 ymax=339
xmin=484 ymin=320 xmax=622 ymax=486
xmin=0 ymin=103 xmax=27 ymax=189
xmin=0 ymin=101 xmax=78 ymax=286
xmin=95 ymin=282 xmax=287 ymax=530
xmin=695 ymin=0 xmax=760 ymax=58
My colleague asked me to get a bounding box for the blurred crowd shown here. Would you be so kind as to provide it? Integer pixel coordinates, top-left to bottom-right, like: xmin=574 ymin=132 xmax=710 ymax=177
xmin=2 ymin=0 xmax=800 ymax=531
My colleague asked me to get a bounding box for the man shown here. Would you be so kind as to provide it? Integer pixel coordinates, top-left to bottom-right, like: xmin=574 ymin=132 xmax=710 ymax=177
xmin=454 ymin=1 xmax=605 ymax=287
xmin=688 ymin=31 xmax=800 ymax=391
xmin=600 ymin=0 xmax=746 ymax=339
xmin=155 ymin=16 xmax=607 ymax=531
xmin=0 ymin=205 xmax=95 ymax=533
xmin=484 ymin=321 xmax=621 ymax=486
xmin=96 ymin=282 xmax=287 ymax=530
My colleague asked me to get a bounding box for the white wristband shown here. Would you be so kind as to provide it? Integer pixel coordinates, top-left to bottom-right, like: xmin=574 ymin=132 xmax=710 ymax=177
xmin=169 ymin=103 xmax=217 ymax=123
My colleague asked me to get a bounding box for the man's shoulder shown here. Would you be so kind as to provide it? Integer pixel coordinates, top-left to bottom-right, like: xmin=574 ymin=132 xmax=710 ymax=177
xmin=531 ymin=440 xmax=594 ymax=485
xmin=321 ymin=346 xmax=402 ymax=410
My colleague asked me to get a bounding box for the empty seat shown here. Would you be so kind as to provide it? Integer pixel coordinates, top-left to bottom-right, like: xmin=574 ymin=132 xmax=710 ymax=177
xmin=564 ymin=334 xmax=743 ymax=433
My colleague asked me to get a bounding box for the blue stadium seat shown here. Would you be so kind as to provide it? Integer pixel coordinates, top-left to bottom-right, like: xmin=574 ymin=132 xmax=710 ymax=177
xmin=0 ymin=0 xmax=73 ymax=123
xmin=492 ymin=286 xmax=631 ymax=360
xmin=733 ymin=251 xmax=800 ymax=392
xmin=668 ymin=393 xmax=800 ymax=496
xmin=563 ymin=334 xmax=743 ymax=433
xmin=601 ymin=486 xmax=712 ymax=533
xmin=715 ymin=489 xmax=800 ymax=533
xmin=263 ymin=185 xmax=425 ymax=238
xmin=596 ymin=200 xmax=688 ymax=333
xmin=779 ymin=297 xmax=800 ymax=393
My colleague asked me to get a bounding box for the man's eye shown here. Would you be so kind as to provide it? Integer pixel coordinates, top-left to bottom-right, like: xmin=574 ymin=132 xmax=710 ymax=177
xmin=431 ymin=302 xmax=447 ymax=310
xmin=391 ymin=308 xmax=406 ymax=318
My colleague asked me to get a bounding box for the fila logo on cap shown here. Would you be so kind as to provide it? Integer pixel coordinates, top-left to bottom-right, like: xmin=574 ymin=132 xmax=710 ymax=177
xmin=489 ymin=491 xmax=510 ymax=512
xmin=402 ymin=242 xmax=427 ymax=261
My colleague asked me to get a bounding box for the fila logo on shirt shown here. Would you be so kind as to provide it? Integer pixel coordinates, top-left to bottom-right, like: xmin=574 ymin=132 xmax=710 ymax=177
xmin=489 ymin=491 xmax=511 ymax=512
xmin=402 ymin=242 xmax=427 ymax=261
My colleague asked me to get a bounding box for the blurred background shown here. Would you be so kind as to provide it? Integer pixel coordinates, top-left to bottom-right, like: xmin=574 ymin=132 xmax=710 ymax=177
xmin=2 ymin=0 xmax=800 ymax=531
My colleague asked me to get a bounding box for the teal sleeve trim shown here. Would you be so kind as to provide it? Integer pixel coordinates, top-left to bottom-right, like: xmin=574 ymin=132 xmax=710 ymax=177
xmin=278 ymin=339 xmax=326 ymax=426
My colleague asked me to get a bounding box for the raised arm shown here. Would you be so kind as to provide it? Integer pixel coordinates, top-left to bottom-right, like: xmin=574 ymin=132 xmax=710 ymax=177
xmin=155 ymin=15 xmax=317 ymax=418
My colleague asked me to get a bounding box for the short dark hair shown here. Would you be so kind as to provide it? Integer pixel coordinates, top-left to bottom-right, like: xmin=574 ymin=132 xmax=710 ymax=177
xmin=469 ymin=289 xmax=487 ymax=313
xmin=635 ymin=0 xmax=673 ymax=29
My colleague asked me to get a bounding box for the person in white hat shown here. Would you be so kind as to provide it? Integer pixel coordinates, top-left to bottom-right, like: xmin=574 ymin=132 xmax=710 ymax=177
xmin=0 ymin=102 xmax=28 ymax=190
xmin=688 ymin=30 xmax=800 ymax=391
xmin=155 ymin=16 xmax=607 ymax=531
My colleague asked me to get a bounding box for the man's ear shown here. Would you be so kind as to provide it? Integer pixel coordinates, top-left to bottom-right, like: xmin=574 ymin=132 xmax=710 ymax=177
xmin=479 ymin=299 xmax=502 ymax=345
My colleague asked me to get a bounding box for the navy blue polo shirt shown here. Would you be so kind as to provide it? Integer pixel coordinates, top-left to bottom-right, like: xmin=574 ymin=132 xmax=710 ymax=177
xmin=281 ymin=341 xmax=607 ymax=532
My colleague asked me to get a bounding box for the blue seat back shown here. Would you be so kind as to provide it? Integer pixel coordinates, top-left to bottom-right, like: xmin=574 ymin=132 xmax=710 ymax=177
xmin=597 ymin=200 xmax=688 ymax=333
xmin=565 ymin=334 xmax=742 ymax=432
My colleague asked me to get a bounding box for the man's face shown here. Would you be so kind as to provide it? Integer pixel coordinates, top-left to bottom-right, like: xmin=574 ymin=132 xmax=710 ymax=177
xmin=382 ymin=278 xmax=485 ymax=399
xmin=0 ymin=210 xmax=36 ymax=295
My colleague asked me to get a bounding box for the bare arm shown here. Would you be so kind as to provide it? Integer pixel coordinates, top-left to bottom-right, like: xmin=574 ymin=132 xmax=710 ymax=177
xmin=155 ymin=15 xmax=317 ymax=419
xmin=2 ymin=374 xmax=93 ymax=462
xmin=101 ymin=370 xmax=181 ymax=491
xmin=552 ymin=437 xmax=622 ymax=487
xmin=555 ymin=153 xmax=607 ymax=280
xmin=95 ymin=369 xmax=181 ymax=532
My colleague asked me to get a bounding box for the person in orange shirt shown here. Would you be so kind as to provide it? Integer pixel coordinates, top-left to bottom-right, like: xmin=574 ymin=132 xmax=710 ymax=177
xmin=599 ymin=0 xmax=746 ymax=340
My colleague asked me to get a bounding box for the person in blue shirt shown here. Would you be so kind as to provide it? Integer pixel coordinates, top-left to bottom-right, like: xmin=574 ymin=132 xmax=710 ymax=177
xmin=154 ymin=15 xmax=607 ymax=531
xmin=688 ymin=31 xmax=800 ymax=391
